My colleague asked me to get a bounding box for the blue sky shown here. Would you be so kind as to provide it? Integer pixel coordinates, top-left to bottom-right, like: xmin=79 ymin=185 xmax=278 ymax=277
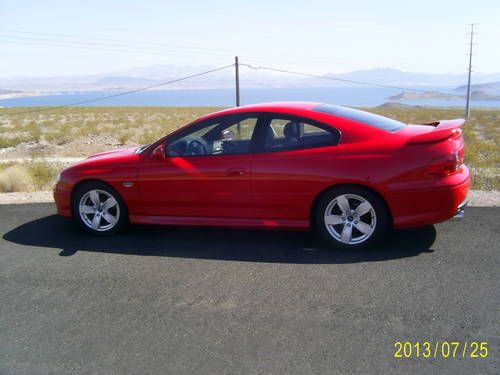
xmin=0 ymin=0 xmax=498 ymax=78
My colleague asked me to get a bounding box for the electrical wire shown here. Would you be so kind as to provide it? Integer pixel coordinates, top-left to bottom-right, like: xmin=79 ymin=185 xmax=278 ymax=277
xmin=5 ymin=64 xmax=234 ymax=115
xmin=0 ymin=29 xmax=420 ymax=68
xmin=0 ymin=28 xmax=234 ymax=53
xmin=239 ymin=63 xmax=446 ymax=94
xmin=0 ymin=35 xmax=234 ymax=59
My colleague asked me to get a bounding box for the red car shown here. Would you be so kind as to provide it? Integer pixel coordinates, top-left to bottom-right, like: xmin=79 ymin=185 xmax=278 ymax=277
xmin=54 ymin=102 xmax=469 ymax=249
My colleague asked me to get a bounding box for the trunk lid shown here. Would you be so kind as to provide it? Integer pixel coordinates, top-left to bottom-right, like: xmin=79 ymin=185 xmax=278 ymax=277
xmin=398 ymin=119 xmax=466 ymax=177
xmin=404 ymin=119 xmax=465 ymax=144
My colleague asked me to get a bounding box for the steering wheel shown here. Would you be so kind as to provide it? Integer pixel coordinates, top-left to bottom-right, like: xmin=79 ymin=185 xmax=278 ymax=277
xmin=188 ymin=139 xmax=208 ymax=156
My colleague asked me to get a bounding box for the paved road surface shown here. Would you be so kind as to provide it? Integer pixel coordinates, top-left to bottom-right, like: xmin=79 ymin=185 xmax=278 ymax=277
xmin=0 ymin=204 xmax=498 ymax=374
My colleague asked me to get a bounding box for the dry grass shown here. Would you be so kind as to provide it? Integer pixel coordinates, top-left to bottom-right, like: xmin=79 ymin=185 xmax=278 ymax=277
xmin=0 ymin=165 xmax=34 ymax=192
xmin=0 ymin=161 xmax=61 ymax=192
xmin=0 ymin=107 xmax=222 ymax=155
xmin=0 ymin=106 xmax=498 ymax=191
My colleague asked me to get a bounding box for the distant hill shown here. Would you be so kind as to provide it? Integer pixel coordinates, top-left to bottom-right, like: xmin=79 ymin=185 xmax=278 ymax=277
xmin=323 ymin=68 xmax=500 ymax=88
xmin=389 ymin=91 xmax=460 ymax=100
xmin=470 ymin=90 xmax=500 ymax=100
xmin=1 ymin=65 xmax=500 ymax=92
xmin=389 ymin=90 xmax=500 ymax=101
xmin=454 ymin=81 xmax=500 ymax=93
xmin=376 ymin=101 xmax=416 ymax=108
xmin=0 ymin=89 xmax=21 ymax=95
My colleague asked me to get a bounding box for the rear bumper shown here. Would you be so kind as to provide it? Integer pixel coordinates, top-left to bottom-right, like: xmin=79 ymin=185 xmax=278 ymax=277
xmin=387 ymin=166 xmax=470 ymax=228
xmin=453 ymin=198 xmax=468 ymax=220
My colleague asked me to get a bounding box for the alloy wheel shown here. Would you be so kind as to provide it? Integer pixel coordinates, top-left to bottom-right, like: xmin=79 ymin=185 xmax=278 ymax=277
xmin=323 ymin=194 xmax=377 ymax=245
xmin=78 ymin=189 xmax=120 ymax=232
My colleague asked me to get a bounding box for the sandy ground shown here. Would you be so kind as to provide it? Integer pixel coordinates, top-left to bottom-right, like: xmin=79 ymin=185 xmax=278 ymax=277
xmin=0 ymin=157 xmax=84 ymax=164
xmin=0 ymin=189 xmax=498 ymax=206
xmin=0 ymin=191 xmax=56 ymax=204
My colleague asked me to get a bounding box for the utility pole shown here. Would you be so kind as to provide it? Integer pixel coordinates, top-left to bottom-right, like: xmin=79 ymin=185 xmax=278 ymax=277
xmin=465 ymin=24 xmax=477 ymax=119
xmin=235 ymin=56 xmax=240 ymax=107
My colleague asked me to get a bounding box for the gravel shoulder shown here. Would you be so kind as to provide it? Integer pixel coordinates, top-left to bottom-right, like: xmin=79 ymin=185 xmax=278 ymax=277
xmin=0 ymin=189 xmax=498 ymax=206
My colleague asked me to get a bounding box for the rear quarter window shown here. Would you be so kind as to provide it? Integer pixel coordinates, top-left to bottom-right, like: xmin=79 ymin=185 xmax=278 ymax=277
xmin=263 ymin=116 xmax=340 ymax=152
xmin=314 ymin=104 xmax=406 ymax=132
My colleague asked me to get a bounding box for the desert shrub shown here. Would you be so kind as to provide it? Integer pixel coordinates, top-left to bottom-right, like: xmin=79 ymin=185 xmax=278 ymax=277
xmin=25 ymin=162 xmax=60 ymax=190
xmin=118 ymin=132 xmax=131 ymax=145
xmin=0 ymin=165 xmax=34 ymax=192
xmin=135 ymin=130 xmax=158 ymax=145
xmin=25 ymin=122 xmax=42 ymax=142
xmin=0 ymin=135 xmax=33 ymax=148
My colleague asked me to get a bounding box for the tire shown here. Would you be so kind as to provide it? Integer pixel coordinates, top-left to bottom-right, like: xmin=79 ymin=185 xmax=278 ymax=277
xmin=314 ymin=186 xmax=391 ymax=250
xmin=72 ymin=181 xmax=128 ymax=235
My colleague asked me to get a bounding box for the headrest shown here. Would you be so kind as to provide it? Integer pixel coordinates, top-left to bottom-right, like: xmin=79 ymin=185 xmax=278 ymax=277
xmin=283 ymin=121 xmax=299 ymax=138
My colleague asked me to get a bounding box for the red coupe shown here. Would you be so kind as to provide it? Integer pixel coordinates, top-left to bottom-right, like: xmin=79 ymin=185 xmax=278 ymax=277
xmin=54 ymin=102 xmax=469 ymax=249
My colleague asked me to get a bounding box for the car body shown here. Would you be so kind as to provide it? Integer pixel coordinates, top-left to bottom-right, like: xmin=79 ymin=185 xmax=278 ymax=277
xmin=54 ymin=102 xmax=469 ymax=249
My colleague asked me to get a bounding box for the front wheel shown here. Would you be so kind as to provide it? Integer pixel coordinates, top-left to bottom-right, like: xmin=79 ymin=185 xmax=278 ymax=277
xmin=73 ymin=182 xmax=128 ymax=235
xmin=314 ymin=186 xmax=391 ymax=250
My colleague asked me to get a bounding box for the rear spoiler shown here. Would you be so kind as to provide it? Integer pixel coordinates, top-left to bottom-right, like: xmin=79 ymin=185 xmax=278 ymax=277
xmin=406 ymin=119 xmax=465 ymax=144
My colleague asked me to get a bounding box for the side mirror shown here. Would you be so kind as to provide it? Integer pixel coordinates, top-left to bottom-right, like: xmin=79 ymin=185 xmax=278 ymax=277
xmin=152 ymin=144 xmax=166 ymax=159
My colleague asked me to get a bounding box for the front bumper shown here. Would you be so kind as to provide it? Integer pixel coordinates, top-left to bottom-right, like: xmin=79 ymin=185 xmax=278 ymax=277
xmin=53 ymin=181 xmax=72 ymax=218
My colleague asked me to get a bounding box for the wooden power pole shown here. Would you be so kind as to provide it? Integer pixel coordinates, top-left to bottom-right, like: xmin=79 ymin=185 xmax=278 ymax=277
xmin=235 ymin=56 xmax=240 ymax=107
xmin=465 ymin=24 xmax=477 ymax=119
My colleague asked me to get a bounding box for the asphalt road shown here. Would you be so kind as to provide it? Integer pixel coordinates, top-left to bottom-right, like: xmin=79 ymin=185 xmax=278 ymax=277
xmin=0 ymin=204 xmax=498 ymax=375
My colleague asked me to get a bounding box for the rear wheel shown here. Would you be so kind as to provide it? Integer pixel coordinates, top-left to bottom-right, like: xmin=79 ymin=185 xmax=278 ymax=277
xmin=314 ymin=186 xmax=390 ymax=250
xmin=72 ymin=182 xmax=127 ymax=235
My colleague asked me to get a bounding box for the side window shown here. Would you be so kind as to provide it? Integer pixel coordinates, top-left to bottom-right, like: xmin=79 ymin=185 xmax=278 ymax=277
xmin=264 ymin=117 xmax=339 ymax=152
xmin=223 ymin=118 xmax=256 ymax=141
xmin=167 ymin=116 xmax=259 ymax=157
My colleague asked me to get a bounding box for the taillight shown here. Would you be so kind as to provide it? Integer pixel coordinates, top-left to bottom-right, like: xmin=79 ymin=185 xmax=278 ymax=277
xmin=427 ymin=151 xmax=462 ymax=176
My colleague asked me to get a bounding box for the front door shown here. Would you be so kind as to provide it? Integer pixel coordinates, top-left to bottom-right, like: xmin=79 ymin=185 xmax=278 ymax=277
xmin=138 ymin=114 xmax=260 ymax=218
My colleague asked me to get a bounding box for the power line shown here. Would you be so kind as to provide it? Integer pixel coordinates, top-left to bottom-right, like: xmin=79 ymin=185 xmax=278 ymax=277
xmin=239 ymin=63 xmax=450 ymax=95
xmin=5 ymin=64 xmax=234 ymax=115
xmin=0 ymin=38 xmax=233 ymax=61
xmin=0 ymin=35 xmax=233 ymax=59
xmin=0 ymin=28 xmax=428 ymax=69
xmin=0 ymin=33 xmax=407 ymax=67
xmin=0 ymin=28 xmax=234 ymax=54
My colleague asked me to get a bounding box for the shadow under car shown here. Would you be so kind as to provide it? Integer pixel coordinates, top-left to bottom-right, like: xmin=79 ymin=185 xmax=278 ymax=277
xmin=3 ymin=214 xmax=436 ymax=264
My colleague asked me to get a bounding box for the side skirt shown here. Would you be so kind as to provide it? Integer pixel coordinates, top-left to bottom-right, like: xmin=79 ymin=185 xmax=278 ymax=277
xmin=129 ymin=215 xmax=310 ymax=230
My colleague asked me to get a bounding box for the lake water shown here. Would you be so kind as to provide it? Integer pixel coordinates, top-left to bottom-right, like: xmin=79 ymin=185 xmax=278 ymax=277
xmin=1 ymin=86 xmax=499 ymax=108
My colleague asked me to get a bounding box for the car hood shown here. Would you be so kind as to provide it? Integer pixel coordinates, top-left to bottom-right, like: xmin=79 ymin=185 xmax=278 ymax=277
xmin=87 ymin=146 xmax=138 ymax=159
xmin=74 ymin=146 xmax=141 ymax=168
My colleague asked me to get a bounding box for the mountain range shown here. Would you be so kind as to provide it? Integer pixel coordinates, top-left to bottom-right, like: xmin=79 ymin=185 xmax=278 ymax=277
xmin=1 ymin=66 xmax=500 ymax=93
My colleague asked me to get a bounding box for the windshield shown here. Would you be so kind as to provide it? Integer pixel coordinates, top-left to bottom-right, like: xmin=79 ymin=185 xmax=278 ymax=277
xmin=313 ymin=104 xmax=406 ymax=132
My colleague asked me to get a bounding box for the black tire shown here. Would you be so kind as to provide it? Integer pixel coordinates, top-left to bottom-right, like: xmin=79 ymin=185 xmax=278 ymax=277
xmin=314 ymin=186 xmax=391 ymax=250
xmin=72 ymin=181 xmax=128 ymax=236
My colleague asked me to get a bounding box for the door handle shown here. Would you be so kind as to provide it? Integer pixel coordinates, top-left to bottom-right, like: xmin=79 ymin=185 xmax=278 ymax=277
xmin=226 ymin=168 xmax=246 ymax=176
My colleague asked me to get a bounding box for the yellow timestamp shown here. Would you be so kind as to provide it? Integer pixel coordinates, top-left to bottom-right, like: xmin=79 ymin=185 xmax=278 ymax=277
xmin=394 ymin=341 xmax=489 ymax=359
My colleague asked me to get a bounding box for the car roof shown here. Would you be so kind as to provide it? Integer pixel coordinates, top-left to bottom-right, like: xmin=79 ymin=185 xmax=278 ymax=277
xmin=205 ymin=101 xmax=320 ymax=118
xmin=200 ymin=102 xmax=405 ymax=133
